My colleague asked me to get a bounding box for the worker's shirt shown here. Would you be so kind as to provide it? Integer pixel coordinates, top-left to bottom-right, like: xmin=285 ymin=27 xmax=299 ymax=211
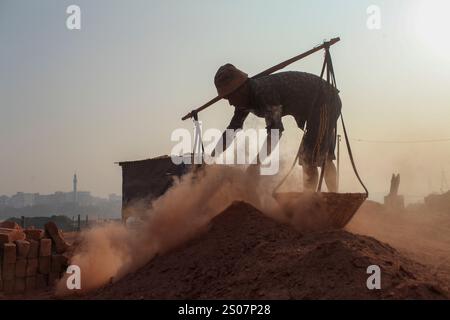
xmin=227 ymin=71 xmax=339 ymax=133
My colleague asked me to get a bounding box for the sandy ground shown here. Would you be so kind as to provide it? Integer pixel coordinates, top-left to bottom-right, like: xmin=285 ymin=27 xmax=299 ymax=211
xmin=83 ymin=202 xmax=449 ymax=300
xmin=2 ymin=199 xmax=449 ymax=300
xmin=348 ymin=201 xmax=450 ymax=286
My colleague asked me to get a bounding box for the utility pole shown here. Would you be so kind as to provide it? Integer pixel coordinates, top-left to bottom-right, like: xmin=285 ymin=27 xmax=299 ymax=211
xmin=337 ymin=134 xmax=341 ymax=192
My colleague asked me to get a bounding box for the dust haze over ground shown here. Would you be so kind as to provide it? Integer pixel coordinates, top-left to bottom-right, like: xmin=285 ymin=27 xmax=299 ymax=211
xmin=86 ymin=202 xmax=448 ymax=300
xmin=56 ymin=155 xmax=450 ymax=296
xmin=347 ymin=202 xmax=450 ymax=285
xmin=56 ymin=165 xmax=285 ymax=295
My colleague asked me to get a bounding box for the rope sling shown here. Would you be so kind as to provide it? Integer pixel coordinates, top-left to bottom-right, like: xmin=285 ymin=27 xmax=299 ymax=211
xmin=273 ymin=46 xmax=369 ymax=197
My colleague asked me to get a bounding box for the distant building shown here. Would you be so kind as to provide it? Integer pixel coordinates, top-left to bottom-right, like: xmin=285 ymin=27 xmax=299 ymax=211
xmin=34 ymin=193 xmax=50 ymax=206
xmin=108 ymin=193 xmax=121 ymax=202
xmin=0 ymin=195 xmax=10 ymax=207
xmin=0 ymin=174 xmax=110 ymax=209
xmin=77 ymin=191 xmax=93 ymax=206
xmin=9 ymin=192 xmax=36 ymax=208
xmin=33 ymin=190 xmax=93 ymax=206
xmin=425 ymin=191 xmax=450 ymax=213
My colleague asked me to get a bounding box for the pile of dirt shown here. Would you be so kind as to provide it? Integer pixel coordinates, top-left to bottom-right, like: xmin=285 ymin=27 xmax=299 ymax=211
xmin=85 ymin=202 xmax=448 ymax=300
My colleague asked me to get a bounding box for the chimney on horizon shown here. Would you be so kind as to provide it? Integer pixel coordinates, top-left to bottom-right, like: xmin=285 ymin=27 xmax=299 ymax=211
xmin=73 ymin=173 xmax=78 ymax=203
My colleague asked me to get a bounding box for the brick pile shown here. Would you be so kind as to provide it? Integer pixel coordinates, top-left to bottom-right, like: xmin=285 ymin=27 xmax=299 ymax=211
xmin=0 ymin=221 xmax=71 ymax=295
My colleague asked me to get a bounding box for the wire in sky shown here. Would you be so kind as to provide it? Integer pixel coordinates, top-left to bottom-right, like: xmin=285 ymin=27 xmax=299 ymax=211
xmin=352 ymin=138 xmax=450 ymax=144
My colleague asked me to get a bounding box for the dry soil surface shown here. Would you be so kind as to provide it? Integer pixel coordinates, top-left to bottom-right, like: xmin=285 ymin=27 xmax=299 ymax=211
xmin=84 ymin=201 xmax=449 ymax=300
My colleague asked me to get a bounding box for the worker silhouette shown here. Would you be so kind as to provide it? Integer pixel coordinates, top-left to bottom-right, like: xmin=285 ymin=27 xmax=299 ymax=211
xmin=211 ymin=64 xmax=341 ymax=192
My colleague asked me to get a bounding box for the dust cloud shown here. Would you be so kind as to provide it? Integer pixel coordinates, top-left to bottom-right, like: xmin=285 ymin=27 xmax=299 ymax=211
xmin=56 ymin=155 xmax=450 ymax=295
xmin=347 ymin=202 xmax=450 ymax=283
xmin=56 ymin=165 xmax=285 ymax=295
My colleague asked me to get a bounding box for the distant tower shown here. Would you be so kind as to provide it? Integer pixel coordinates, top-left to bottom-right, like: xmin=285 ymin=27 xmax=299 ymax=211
xmin=73 ymin=173 xmax=78 ymax=203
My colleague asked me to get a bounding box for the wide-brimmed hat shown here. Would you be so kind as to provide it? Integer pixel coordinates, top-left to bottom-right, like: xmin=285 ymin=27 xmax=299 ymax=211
xmin=214 ymin=64 xmax=249 ymax=98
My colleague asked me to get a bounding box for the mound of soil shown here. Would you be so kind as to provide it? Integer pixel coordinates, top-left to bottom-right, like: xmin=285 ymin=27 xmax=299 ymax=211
xmin=86 ymin=202 xmax=449 ymax=300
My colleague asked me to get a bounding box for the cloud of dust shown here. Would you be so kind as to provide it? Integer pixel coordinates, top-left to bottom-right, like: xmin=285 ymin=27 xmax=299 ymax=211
xmin=347 ymin=202 xmax=450 ymax=282
xmin=56 ymin=165 xmax=287 ymax=296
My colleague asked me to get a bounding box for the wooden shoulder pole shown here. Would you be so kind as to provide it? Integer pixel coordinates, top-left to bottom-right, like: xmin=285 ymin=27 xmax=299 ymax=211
xmin=182 ymin=37 xmax=340 ymax=121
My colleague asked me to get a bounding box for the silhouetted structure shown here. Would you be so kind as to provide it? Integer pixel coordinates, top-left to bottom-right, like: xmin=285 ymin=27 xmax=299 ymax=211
xmin=425 ymin=191 xmax=450 ymax=213
xmin=118 ymin=155 xmax=189 ymax=222
xmin=384 ymin=173 xmax=405 ymax=210
xmin=73 ymin=173 xmax=78 ymax=203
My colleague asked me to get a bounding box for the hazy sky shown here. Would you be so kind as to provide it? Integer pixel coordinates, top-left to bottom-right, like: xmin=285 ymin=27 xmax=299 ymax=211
xmin=1 ymin=0 xmax=449 ymax=201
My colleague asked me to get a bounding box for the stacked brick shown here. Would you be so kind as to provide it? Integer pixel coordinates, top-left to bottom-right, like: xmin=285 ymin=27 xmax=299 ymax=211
xmin=0 ymin=221 xmax=71 ymax=295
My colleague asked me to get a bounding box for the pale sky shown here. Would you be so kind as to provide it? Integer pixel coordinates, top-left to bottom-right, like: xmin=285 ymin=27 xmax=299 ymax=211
xmin=1 ymin=0 xmax=449 ymax=201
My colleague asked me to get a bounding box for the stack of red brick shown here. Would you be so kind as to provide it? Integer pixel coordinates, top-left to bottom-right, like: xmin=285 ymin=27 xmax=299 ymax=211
xmin=0 ymin=221 xmax=71 ymax=295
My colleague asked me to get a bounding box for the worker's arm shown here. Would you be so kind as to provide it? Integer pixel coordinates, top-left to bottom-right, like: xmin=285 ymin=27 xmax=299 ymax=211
xmin=211 ymin=108 xmax=250 ymax=157
xmin=260 ymin=105 xmax=284 ymax=158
